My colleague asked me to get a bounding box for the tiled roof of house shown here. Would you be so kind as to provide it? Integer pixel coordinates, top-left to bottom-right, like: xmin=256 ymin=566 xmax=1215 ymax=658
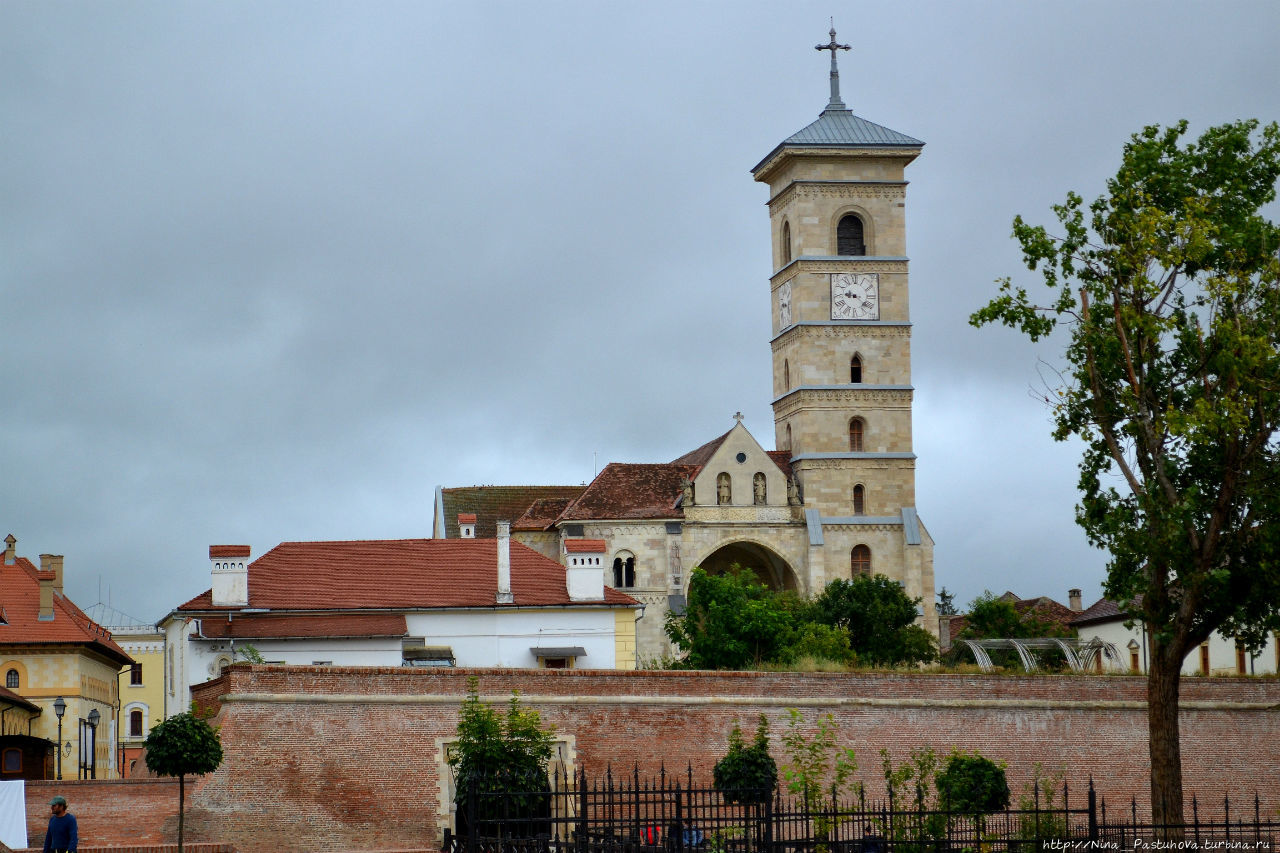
xmin=564 ymin=539 xmax=606 ymax=553
xmin=197 ymin=612 xmax=408 ymax=640
xmin=512 ymin=498 xmax=576 ymax=532
xmin=1072 ymin=596 xmax=1141 ymax=627
xmin=557 ymin=463 xmax=699 ymax=521
xmin=1007 ymin=594 xmax=1079 ymax=632
xmin=0 ymin=557 xmax=133 ymax=666
xmin=0 ymin=684 xmax=39 ymax=713
xmin=176 ymin=538 xmax=638 ymax=613
xmin=766 ymin=450 xmax=794 ymax=480
xmin=440 ymin=486 xmax=586 ymax=538
xmin=210 ymin=545 xmax=251 ymax=559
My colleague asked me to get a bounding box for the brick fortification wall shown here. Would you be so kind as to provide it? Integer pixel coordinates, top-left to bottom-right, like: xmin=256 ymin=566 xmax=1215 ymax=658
xmin=172 ymin=666 xmax=1280 ymax=853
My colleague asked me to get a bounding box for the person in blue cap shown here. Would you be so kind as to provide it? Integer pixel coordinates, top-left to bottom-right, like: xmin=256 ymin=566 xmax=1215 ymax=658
xmin=43 ymin=795 xmax=77 ymax=853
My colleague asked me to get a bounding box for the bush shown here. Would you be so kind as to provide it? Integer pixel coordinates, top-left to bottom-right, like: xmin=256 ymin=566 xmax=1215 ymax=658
xmin=936 ymin=751 xmax=1010 ymax=818
xmin=713 ymin=716 xmax=777 ymax=804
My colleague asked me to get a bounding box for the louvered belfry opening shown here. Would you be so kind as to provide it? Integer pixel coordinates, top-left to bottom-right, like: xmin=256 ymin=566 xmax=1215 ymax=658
xmin=837 ymin=213 xmax=866 ymax=255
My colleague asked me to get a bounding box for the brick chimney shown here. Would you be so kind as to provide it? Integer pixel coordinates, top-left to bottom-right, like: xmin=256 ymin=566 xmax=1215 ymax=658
xmin=210 ymin=545 xmax=251 ymax=607
xmin=1068 ymin=588 xmax=1082 ymax=612
xmin=38 ymin=569 xmax=54 ymax=621
xmin=3 ymin=534 xmax=14 ymax=566
xmin=458 ymin=514 xmax=477 ymax=539
xmin=40 ymin=555 xmax=65 ymax=594
xmin=496 ymin=522 xmax=513 ymax=604
xmin=564 ymin=539 xmax=606 ymax=601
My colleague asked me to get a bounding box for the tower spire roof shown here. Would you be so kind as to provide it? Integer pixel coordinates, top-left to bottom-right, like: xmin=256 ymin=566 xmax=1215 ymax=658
xmin=815 ymin=20 xmax=851 ymax=112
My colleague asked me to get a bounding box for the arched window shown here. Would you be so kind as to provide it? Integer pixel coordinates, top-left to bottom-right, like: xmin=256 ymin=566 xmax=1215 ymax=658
xmin=837 ymin=214 xmax=867 ymax=256
xmin=851 ymin=545 xmax=871 ymax=577
xmin=849 ymin=418 xmax=864 ymax=452
xmin=753 ymin=473 xmax=767 ymax=505
xmin=612 ymin=554 xmax=636 ymax=588
xmin=4 ymin=670 xmax=16 ymax=690
xmin=784 ymin=359 xmax=790 ymax=389
xmin=717 ymin=472 xmax=732 ymax=505
xmin=853 ymin=484 xmax=865 ymax=515
xmin=785 ymin=424 xmax=792 ymax=452
xmin=850 ymin=355 xmax=863 ymax=383
xmin=129 ymin=709 xmax=143 ymax=738
xmin=781 ymin=220 xmax=792 ymax=265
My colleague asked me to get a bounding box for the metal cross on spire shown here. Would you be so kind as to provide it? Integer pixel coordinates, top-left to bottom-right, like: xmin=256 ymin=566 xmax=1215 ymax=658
xmin=815 ymin=19 xmax=851 ymax=111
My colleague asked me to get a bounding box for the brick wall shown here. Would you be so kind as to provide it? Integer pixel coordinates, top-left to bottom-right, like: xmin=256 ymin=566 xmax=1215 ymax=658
xmin=21 ymin=778 xmax=181 ymax=849
xmin=80 ymin=666 xmax=1280 ymax=853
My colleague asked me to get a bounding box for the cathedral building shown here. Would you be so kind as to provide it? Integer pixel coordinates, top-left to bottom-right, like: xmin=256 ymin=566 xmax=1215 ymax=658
xmin=435 ymin=29 xmax=936 ymax=664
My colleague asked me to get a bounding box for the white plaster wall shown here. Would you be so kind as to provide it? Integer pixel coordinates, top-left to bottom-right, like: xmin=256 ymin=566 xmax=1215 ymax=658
xmin=404 ymin=609 xmax=619 ymax=669
xmin=1077 ymin=621 xmax=1278 ymax=675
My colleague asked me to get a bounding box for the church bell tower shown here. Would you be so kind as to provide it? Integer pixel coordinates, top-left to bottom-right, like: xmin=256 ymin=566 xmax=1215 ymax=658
xmin=752 ymin=27 xmax=935 ymax=625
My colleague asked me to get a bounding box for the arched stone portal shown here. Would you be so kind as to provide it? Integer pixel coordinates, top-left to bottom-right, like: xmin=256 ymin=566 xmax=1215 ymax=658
xmin=695 ymin=541 xmax=799 ymax=592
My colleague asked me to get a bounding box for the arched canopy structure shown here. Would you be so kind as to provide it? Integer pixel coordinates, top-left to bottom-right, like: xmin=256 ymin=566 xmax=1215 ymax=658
xmin=957 ymin=638 xmax=1124 ymax=673
xmin=695 ymin=541 xmax=799 ymax=592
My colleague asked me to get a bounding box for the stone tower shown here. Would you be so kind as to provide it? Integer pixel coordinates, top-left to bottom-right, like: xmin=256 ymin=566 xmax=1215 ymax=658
xmin=751 ymin=27 xmax=935 ymax=624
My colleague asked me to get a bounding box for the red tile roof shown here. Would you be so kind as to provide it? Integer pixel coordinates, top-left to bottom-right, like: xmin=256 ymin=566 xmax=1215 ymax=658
xmin=176 ymin=538 xmax=638 ymax=613
xmin=210 ymin=545 xmax=251 ymax=558
xmin=440 ymin=486 xmax=586 ymax=538
xmin=456 ymin=513 xmax=477 ymax=524
xmin=0 ymin=557 xmax=133 ymax=666
xmin=670 ymin=430 xmax=732 ymax=467
xmin=558 ymin=463 xmax=699 ymax=521
xmin=197 ymin=612 xmax=408 ymax=640
xmin=1072 ymin=596 xmax=1141 ymax=627
xmin=512 ymin=498 xmax=576 ymax=531
xmin=564 ymin=539 xmax=606 ymax=553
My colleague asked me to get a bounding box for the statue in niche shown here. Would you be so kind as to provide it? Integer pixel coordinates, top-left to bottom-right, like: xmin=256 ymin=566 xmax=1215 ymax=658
xmin=787 ymin=475 xmax=802 ymax=506
xmin=681 ymin=477 xmax=695 ymax=506
xmin=717 ymin=473 xmax=732 ymax=505
xmin=753 ymin=472 xmax=767 ymax=505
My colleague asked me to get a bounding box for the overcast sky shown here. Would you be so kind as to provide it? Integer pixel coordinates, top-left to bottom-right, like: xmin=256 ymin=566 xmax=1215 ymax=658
xmin=3 ymin=2 xmax=1279 ymax=626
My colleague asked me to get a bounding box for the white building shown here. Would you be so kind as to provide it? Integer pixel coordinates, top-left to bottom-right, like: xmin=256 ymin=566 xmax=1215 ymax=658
xmin=1073 ymin=598 xmax=1279 ymax=675
xmin=159 ymin=525 xmax=641 ymax=716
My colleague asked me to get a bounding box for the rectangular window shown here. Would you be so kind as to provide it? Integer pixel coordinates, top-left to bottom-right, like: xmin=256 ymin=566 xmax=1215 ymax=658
xmin=542 ymin=658 xmax=570 ymax=669
xmin=1130 ymin=649 xmax=1140 ymax=672
xmin=1236 ymin=644 xmax=1247 ymax=675
xmin=1200 ymin=643 xmax=1210 ymax=675
xmin=130 ymin=664 xmax=143 ymax=686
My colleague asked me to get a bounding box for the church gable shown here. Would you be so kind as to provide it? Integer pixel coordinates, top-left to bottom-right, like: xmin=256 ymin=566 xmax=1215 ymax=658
xmin=689 ymin=422 xmax=788 ymax=508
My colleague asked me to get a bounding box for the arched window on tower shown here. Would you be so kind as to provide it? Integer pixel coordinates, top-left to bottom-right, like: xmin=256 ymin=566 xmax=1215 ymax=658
xmin=781 ymin=220 xmax=792 ymax=265
xmin=717 ymin=472 xmax=732 ymax=505
xmin=612 ymin=553 xmax=636 ymax=588
xmin=851 ymin=545 xmax=871 ymax=577
xmin=753 ymin=473 xmax=767 ymax=505
xmin=849 ymin=418 xmax=864 ymax=452
xmin=837 ymin=214 xmax=867 ymax=256
xmin=852 ymin=484 xmax=865 ymax=515
xmin=785 ymin=424 xmax=793 ymax=452
xmin=784 ymin=359 xmax=790 ymax=389
xmin=850 ymin=355 xmax=863 ymax=383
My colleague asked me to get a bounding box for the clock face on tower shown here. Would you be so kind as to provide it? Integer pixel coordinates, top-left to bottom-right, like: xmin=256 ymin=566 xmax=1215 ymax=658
xmin=778 ymin=280 xmax=792 ymax=328
xmin=830 ymin=273 xmax=880 ymax=320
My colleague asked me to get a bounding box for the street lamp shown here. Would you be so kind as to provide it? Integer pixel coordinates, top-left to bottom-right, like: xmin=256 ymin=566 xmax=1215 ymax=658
xmin=52 ymin=697 xmax=65 ymax=781
xmin=86 ymin=709 xmax=99 ymax=780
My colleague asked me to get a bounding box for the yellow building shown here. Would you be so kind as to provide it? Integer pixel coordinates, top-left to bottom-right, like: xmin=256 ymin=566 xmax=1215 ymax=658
xmin=0 ymin=534 xmax=133 ymax=780
xmin=84 ymin=603 xmax=165 ymax=778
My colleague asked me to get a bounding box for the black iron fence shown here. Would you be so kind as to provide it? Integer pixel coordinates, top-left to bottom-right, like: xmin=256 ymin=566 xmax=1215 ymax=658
xmin=443 ymin=768 xmax=1280 ymax=853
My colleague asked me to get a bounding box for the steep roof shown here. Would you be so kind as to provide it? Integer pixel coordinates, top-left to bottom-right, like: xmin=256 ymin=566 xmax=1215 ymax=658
xmin=1072 ymin=596 xmax=1142 ymax=627
xmin=440 ymin=486 xmax=586 ymax=538
xmin=512 ymin=497 xmax=577 ymax=532
xmin=558 ymin=463 xmax=699 ymax=521
xmin=670 ymin=429 xmax=733 ymax=468
xmin=175 ymin=538 xmax=638 ymax=612
xmin=752 ymin=106 xmax=924 ymax=176
xmin=0 ymin=558 xmax=133 ymax=666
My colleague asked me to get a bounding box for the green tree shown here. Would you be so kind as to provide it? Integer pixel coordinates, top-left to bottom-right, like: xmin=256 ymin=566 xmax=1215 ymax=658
xmin=780 ymin=708 xmax=859 ymax=847
xmin=143 ymin=710 xmax=224 ymax=853
xmin=972 ymin=119 xmax=1280 ymax=829
xmin=949 ymin=591 xmax=1072 ymax=669
xmin=936 ymin=751 xmax=1009 ymax=832
xmin=449 ymin=679 xmax=556 ymax=835
xmin=812 ymin=576 xmax=937 ymax=665
xmin=713 ymin=715 xmax=777 ymax=804
xmin=665 ymin=567 xmax=800 ymax=669
xmin=936 ymin=588 xmax=958 ymax=617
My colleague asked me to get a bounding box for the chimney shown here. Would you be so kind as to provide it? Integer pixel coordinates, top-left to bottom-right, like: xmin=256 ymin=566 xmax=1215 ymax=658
xmin=40 ymin=555 xmax=64 ymax=594
xmin=458 ymin=513 xmax=477 ymax=539
xmin=496 ymin=522 xmax=513 ymax=604
xmin=38 ymin=572 xmax=54 ymax=621
xmin=938 ymin=614 xmax=951 ymax=652
xmin=210 ymin=545 xmax=251 ymax=607
xmin=1069 ymin=588 xmax=1083 ymax=612
xmin=3 ymin=534 xmax=15 ymax=566
xmin=564 ymin=539 xmax=606 ymax=601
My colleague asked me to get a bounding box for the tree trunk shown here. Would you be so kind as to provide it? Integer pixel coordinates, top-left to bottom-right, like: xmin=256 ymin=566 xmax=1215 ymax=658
xmin=178 ymin=772 xmax=186 ymax=853
xmin=1147 ymin=643 xmax=1184 ymax=838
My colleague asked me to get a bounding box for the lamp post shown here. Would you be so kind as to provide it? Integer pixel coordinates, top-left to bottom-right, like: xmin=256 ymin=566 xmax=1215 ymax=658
xmin=52 ymin=697 xmax=65 ymax=781
xmin=87 ymin=709 xmax=99 ymax=780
